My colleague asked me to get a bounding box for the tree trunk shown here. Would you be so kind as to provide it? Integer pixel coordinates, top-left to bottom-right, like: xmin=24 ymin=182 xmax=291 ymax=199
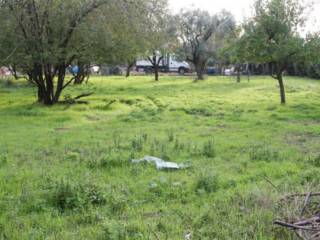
xmin=236 ymin=64 xmax=241 ymax=83
xmin=195 ymin=62 xmax=205 ymax=80
xmin=54 ymin=65 xmax=67 ymax=103
xmin=196 ymin=69 xmax=204 ymax=80
xmin=154 ymin=64 xmax=159 ymax=81
xmin=32 ymin=63 xmax=67 ymax=105
xmin=126 ymin=67 xmax=131 ymax=78
xmin=126 ymin=60 xmax=135 ymax=78
xmin=277 ymin=72 xmax=286 ymax=104
xmin=8 ymin=65 xmax=20 ymax=80
xmin=148 ymin=54 xmax=162 ymax=81
xmin=74 ymin=63 xmax=89 ymax=85
xmin=37 ymin=86 xmax=45 ymax=103
xmin=246 ymin=64 xmax=250 ymax=82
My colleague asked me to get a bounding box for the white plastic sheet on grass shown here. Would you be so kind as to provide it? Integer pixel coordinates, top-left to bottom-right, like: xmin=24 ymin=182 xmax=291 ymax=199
xmin=132 ymin=156 xmax=190 ymax=170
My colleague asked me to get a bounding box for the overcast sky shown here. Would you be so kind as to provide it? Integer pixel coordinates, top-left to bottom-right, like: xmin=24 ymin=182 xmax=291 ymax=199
xmin=169 ymin=0 xmax=320 ymax=33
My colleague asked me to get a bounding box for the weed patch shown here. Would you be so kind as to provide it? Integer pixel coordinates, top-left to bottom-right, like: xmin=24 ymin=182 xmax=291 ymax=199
xmin=47 ymin=180 xmax=106 ymax=212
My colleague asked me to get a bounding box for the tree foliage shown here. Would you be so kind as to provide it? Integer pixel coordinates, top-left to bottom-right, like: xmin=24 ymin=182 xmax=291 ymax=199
xmin=239 ymin=0 xmax=307 ymax=104
xmin=176 ymin=9 xmax=236 ymax=80
xmin=142 ymin=0 xmax=176 ymax=81
xmin=0 ymin=0 xmax=154 ymax=104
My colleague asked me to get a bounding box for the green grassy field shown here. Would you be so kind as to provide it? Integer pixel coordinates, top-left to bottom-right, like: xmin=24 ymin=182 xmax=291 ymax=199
xmin=0 ymin=75 xmax=320 ymax=239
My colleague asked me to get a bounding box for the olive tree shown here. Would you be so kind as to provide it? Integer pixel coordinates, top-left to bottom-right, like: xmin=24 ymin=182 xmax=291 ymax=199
xmin=239 ymin=0 xmax=307 ymax=104
xmin=0 ymin=0 xmax=109 ymax=104
xmin=93 ymin=0 xmax=150 ymax=78
xmin=304 ymin=33 xmax=320 ymax=78
xmin=176 ymin=9 xmax=236 ymax=80
xmin=143 ymin=0 xmax=175 ymax=81
xmin=0 ymin=0 xmax=126 ymax=105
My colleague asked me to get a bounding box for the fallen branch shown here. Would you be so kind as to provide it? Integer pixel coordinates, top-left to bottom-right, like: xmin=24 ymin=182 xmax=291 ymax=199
xmin=301 ymin=192 xmax=312 ymax=216
xmin=274 ymin=220 xmax=320 ymax=232
xmin=262 ymin=175 xmax=279 ymax=191
xmin=61 ymin=92 xmax=94 ymax=105
xmin=105 ymin=100 xmax=117 ymax=109
xmin=311 ymin=232 xmax=320 ymax=239
xmin=281 ymin=192 xmax=320 ymax=201
xmin=74 ymin=92 xmax=94 ymax=100
xmin=294 ymin=217 xmax=320 ymax=227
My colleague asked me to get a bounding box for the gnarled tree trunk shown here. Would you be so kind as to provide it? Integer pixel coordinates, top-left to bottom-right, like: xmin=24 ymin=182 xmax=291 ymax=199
xmin=148 ymin=53 xmax=163 ymax=81
xmin=193 ymin=58 xmax=206 ymax=81
xmin=235 ymin=64 xmax=241 ymax=83
xmin=74 ymin=63 xmax=90 ymax=85
xmin=31 ymin=63 xmax=69 ymax=105
xmin=195 ymin=64 xmax=204 ymax=80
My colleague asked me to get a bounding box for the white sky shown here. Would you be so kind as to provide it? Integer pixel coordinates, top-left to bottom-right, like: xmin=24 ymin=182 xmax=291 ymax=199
xmin=169 ymin=0 xmax=320 ymax=33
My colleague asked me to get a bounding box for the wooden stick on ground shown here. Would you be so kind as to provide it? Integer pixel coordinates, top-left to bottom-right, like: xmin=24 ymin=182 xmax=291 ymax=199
xmin=281 ymin=193 xmax=320 ymax=201
xmin=301 ymin=192 xmax=312 ymax=216
xmin=274 ymin=220 xmax=320 ymax=232
xmin=294 ymin=217 xmax=320 ymax=226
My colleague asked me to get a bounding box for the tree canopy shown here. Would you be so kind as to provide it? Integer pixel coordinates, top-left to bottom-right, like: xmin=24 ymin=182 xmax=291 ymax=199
xmin=0 ymin=0 xmax=155 ymax=104
xmin=239 ymin=0 xmax=307 ymax=103
xmin=176 ymin=9 xmax=236 ymax=80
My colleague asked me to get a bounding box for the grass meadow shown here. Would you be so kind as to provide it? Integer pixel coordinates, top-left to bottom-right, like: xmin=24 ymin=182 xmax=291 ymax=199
xmin=0 ymin=75 xmax=320 ymax=239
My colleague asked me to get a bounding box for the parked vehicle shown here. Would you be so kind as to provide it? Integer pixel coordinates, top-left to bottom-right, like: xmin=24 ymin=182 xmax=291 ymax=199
xmin=224 ymin=68 xmax=234 ymax=76
xmin=207 ymin=67 xmax=216 ymax=75
xmin=136 ymin=54 xmax=191 ymax=75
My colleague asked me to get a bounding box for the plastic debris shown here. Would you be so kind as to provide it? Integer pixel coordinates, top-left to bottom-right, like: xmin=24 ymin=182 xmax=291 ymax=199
xmin=185 ymin=232 xmax=192 ymax=240
xmin=132 ymin=156 xmax=190 ymax=170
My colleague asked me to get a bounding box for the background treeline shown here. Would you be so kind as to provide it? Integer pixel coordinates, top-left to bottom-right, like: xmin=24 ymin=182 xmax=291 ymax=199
xmin=1 ymin=0 xmax=320 ymax=105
